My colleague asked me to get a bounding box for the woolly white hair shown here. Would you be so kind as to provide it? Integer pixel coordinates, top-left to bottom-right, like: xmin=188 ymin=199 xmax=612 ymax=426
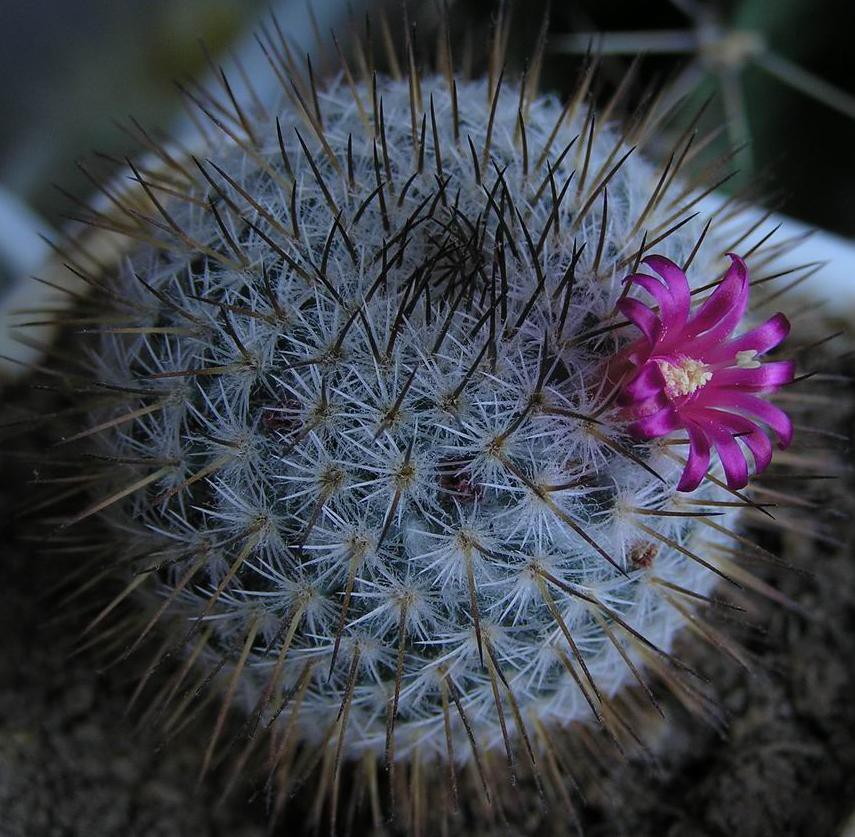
xmin=80 ymin=73 xmax=744 ymax=770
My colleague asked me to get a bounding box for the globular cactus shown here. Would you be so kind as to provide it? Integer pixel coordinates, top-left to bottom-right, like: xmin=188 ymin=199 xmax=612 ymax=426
xmin=33 ymin=14 xmax=809 ymax=833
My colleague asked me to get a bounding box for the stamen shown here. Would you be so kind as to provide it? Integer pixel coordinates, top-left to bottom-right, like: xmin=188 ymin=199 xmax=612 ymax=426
xmin=657 ymin=357 xmax=713 ymax=397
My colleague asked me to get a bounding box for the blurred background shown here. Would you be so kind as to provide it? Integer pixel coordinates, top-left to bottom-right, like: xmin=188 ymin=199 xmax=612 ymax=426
xmin=2 ymin=0 xmax=855 ymax=292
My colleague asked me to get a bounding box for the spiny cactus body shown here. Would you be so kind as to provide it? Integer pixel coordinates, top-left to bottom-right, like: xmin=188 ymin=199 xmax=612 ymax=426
xmin=85 ymin=72 xmax=737 ymax=757
xmin=40 ymin=25 xmax=805 ymax=829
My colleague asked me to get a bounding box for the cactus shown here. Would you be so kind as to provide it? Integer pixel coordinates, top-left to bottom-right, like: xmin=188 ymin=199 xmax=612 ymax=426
xmin=36 ymin=17 xmax=810 ymax=832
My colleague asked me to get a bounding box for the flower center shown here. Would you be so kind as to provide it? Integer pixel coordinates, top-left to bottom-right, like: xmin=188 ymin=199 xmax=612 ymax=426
xmin=657 ymin=356 xmax=713 ymax=398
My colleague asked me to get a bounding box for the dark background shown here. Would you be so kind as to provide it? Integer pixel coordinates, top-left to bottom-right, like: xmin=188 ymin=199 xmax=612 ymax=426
xmin=1 ymin=0 xmax=854 ymax=236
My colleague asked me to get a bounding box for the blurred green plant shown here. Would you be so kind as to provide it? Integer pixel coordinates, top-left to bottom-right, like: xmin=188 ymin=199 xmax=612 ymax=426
xmin=0 ymin=0 xmax=262 ymax=229
xmin=548 ymin=0 xmax=855 ymax=234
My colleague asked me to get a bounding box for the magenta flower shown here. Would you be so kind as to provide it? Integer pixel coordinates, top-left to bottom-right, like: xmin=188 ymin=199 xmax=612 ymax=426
xmin=615 ymin=253 xmax=795 ymax=492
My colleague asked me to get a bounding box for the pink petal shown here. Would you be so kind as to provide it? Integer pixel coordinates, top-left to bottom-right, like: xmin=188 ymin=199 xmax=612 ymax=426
xmin=618 ymin=297 xmax=661 ymax=344
xmin=677 ymin=421 xmax=711 ymax=492
xmin=703 ymin=409 xmax=773 ymax=475
xmin=720 ymin=392 xmax=794 ymax=447
xmin=620 ymin=361 xmax=667 ymax=403
xmin=694 ymin=414 xmax=750 ymax=489
xmin=741 ymin=429 xmax=773 ymax=476
xmin=630 ymin=404 xmax=682 ymax=439
xmin=710 ymin=360 xmax=795 ymax=391
xmin=685 ymin=253 xmax=749 ymax=344
xmin=642 ymin=255 xmax=691 ymax=326
xmin=624 ymin=273 xmax=686 ymax=339
xmin=703 ymin=313 xmax=791 ymax=364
